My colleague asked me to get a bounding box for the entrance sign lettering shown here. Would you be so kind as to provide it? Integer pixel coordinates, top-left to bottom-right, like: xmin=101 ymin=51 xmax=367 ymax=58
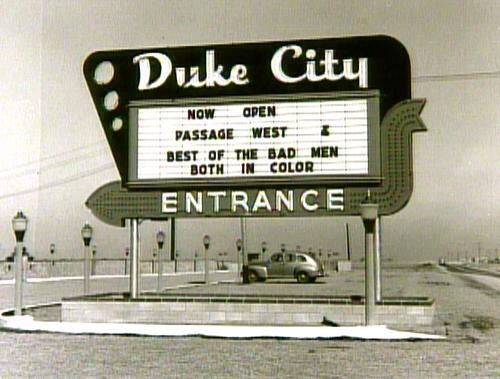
xmin=129 ymin=93 xmax=380 ymax=187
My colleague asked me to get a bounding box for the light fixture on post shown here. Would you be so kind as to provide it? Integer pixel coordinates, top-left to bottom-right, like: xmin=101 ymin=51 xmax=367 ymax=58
xmin=12 ymin=211 xmax=28 ymax=316
xmin=280 ymin=243 xmax=286 ymax=253
xmin=261 ymin=241 xmax=267 ymax=261
xmin=81 ymin=222 xmax=93 ymax=296
xmin=156 ymin=230 xmax=165 ymax=292
xmin=203 ymin=235 xmax=210 ymax=285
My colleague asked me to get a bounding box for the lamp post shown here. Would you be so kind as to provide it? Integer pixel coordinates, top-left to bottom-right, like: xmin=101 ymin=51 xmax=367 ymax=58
xmin=236 ymin=238 xmax=242 ymax=282
xmin=203 ymin=235 xmax=210 ymax=285
xmin=12 ymin=211 xmax=27 ymax=316
xmin=91 ymin=245 xmax=97 ymax=275
xmin=360 ymin=197 xmax=379 ymax=326
xmin=124 ymin=247 xmax=129 ymax=275
xmin=280 ymin=243 xmax=286 ymax=253
xmin=217 ymin=252 xmax=222 ymax=270
xmin=156 ymin=230 xmax=165 ymax=293
xmin=296 ymin=244 xmax=301 ymax=253
xmin=81 ymin=222 xmax=93 ymax=296
xmin=222 ymin=252 xmax=228 ymax=269
xmin=261 ymin=241 xmax=267 ymax=261
xmin=49 ymin=243 xmax=55 ymax=278
xmin=240 ymin=238 xmax=250 ymax=284
xmin=49 ymin=243 xmax=55 ymax=266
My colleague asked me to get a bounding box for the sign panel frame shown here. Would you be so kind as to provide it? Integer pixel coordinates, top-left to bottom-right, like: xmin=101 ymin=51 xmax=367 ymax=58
xmin=84 ymin=35 xmax=427 ymax=223
xmin=127 ymin=90 xmax=381 ymax=189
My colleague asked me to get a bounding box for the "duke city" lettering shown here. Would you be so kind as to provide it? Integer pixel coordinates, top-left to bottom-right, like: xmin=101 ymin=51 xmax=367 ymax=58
xmin=133 ymin=46 xmax=368 ymax=90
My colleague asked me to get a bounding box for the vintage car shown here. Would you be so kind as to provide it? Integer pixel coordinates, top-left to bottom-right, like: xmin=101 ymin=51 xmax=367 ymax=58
xmin=247 ymin=252 xmax=325 ymax=283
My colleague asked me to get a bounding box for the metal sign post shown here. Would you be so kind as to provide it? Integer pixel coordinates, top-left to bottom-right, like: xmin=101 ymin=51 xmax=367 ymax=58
xmin=374 ymin=216 xmax=382 ymax=302
xmin=129 ymin=219 xmax=141 ymax=298
xmin=360 ymin=200 xmax=379 ymax=326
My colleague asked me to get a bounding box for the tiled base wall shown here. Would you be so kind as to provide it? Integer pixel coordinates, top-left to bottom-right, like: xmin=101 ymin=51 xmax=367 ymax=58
xmin=61 ymin=301 xmax=435 ymax=326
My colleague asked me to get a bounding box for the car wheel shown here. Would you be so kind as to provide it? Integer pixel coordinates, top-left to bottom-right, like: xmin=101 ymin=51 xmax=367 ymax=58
xmin=296 ymin=271 xmax=309 ymax=284
xmin=248 ymin=270 xmax=259 ymax=283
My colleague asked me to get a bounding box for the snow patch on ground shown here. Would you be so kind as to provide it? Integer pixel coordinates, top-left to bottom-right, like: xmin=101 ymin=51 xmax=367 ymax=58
xmin=0 ymin=313 xmax=445 ymax=340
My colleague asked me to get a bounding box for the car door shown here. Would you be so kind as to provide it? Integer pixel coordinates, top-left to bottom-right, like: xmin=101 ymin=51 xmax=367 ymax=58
xmin=267 ymin=253 xmax=285 ymax=277
xmin=283 ymin=253 xmax=297 ymax=277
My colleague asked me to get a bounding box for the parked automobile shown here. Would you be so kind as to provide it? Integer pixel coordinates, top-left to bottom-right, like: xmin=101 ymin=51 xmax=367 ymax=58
xmin=247 ymin=252 xmax=325 ymax=283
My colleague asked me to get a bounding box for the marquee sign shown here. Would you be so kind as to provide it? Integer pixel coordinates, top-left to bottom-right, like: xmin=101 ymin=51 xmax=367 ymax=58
xmin=129 ymin=92 xmax=380 ymax=188
xmin=84 ymin=35 xmax=426 ymax=224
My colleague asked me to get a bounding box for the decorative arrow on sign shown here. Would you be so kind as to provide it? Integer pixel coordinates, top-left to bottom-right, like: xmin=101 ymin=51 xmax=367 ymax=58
xmin=343 ymin=99 xmax=427 ymax=214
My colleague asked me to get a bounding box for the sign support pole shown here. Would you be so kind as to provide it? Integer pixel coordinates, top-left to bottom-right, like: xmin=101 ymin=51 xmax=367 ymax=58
xmin=129 ymin=219 xmax=140 ymax=299
xmin=360 ymin=201 xmax=378 ymax=326
xmin=345 ymin=223 xmax=351 ymax=261
xmin=240 ymin=218 xmax=249 ymax=284
xmin=170 ymin=219 xmax=176 ymax=261
xmin=374 ymin=216 xmax=382 ymax=303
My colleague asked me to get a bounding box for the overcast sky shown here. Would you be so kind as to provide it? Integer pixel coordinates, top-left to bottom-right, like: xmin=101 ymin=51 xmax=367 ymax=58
xmin=0 ymin=0 xmax=498 ymax=262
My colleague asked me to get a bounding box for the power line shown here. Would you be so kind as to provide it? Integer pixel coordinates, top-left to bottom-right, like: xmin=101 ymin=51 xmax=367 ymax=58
xmin=0 ymin=141 xmax=108 ymax=179
xmin=413 ymin=70 xmax=499 ymax=83
xmin=0 ymin=143 xmax=109 ymax=180
xmin=0 ymin=163 xmax=116 ymax=200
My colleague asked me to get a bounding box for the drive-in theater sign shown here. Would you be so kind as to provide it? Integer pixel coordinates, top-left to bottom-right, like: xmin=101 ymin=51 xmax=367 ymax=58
xmin=84 ymin=35 xmax=426 ymax=226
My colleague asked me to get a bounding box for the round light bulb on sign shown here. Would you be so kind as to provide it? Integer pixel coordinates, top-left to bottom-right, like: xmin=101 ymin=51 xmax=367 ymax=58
xmin=111 ymin=117 xmax=123 ymax=132
xmin=103 ymin=91 xmax=119 ymax=111
xmin=93 ymin=61 xmax=114 ymax=85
